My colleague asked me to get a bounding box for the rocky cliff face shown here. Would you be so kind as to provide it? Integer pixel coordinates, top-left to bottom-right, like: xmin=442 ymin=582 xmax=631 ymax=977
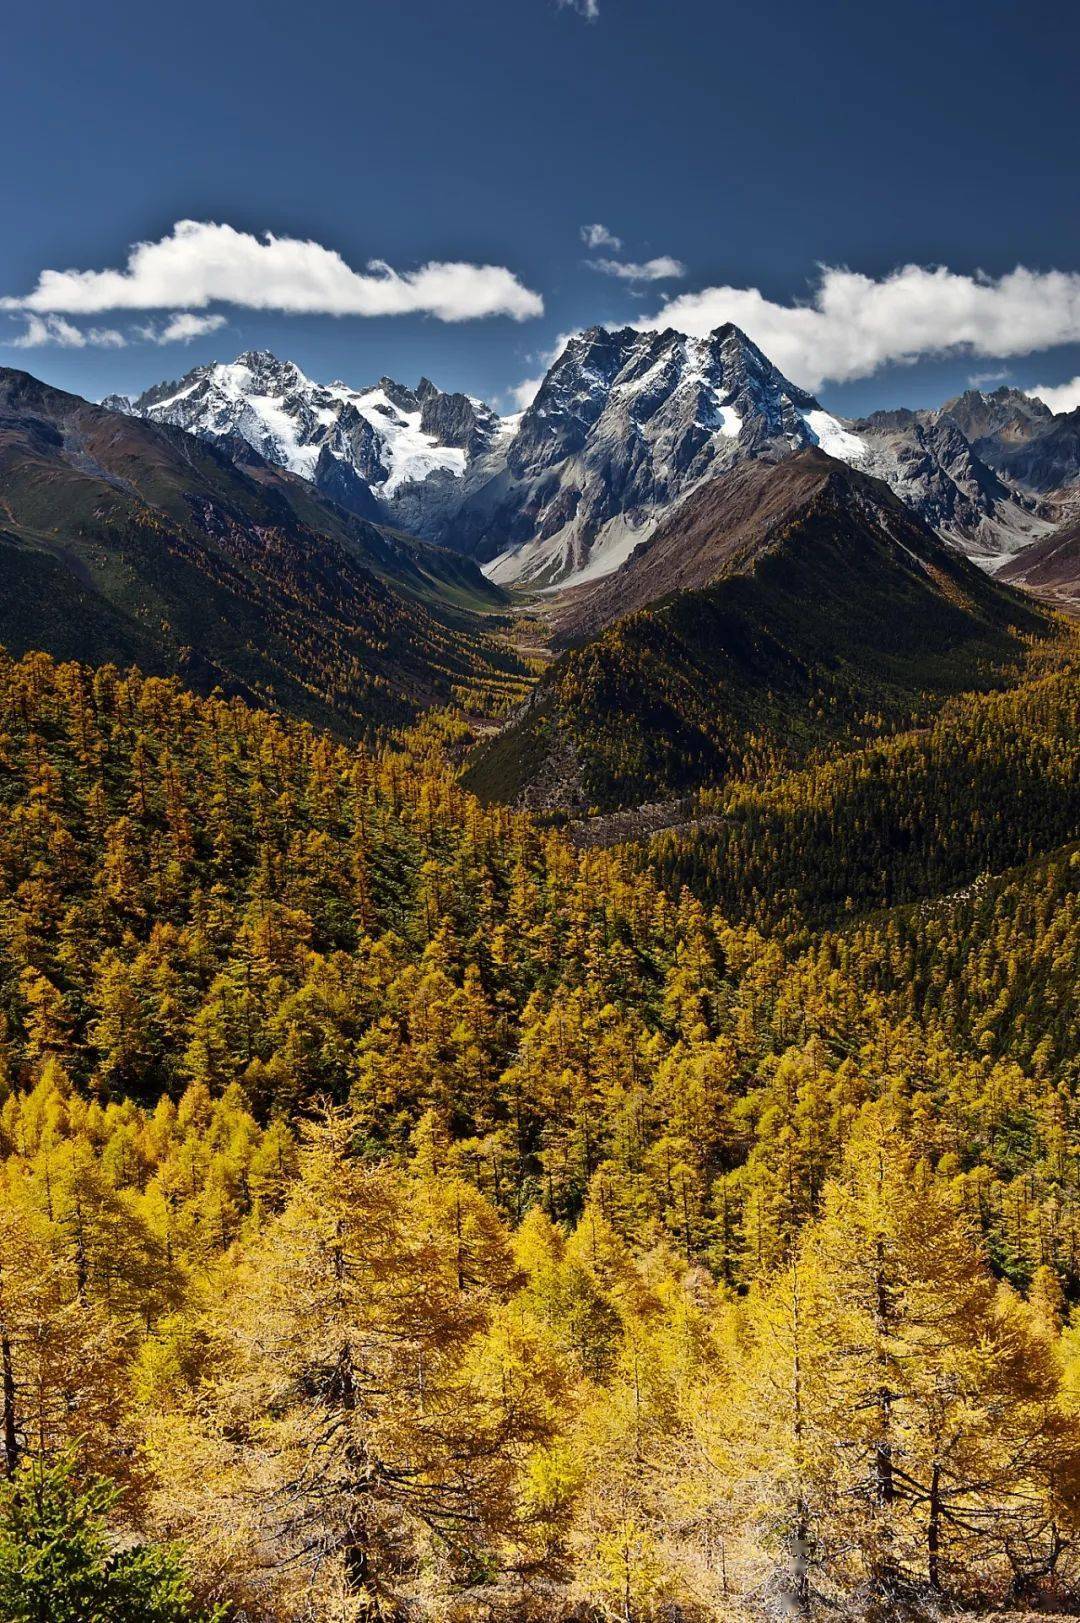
xmin=924 ymin=386 xmax=1080 ymax=506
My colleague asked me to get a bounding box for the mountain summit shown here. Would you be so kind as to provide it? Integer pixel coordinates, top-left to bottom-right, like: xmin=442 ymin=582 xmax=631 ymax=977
xmin=108 ymin=350 xmax=507 ymax=530
xmin=466 ymin=323 xmax=832 ymax=588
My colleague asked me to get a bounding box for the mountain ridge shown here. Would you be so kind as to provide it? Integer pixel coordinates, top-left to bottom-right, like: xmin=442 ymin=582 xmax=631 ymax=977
xmin=106 ymin=349 xmax=509 ymax=533
xmin=0 ymin=366 xmax=525 ymax=734
xmin=109 ymin=330 xmax=1076 ymax=592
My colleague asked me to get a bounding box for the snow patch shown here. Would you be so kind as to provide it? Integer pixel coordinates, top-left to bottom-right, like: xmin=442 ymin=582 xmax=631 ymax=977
xmin=800 ymin=410 xmax=869 ymax=466
xmin=335 ymin=387 xmax=467 ymax=495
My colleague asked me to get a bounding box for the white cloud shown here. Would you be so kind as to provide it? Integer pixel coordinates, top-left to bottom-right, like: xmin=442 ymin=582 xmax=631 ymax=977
xmin=507 ymin=375 xmax=545 ymax=411
xmin=581 ymin=223 xmax=622 ymax=252
xmin=589 ymin=255 xmax=686 ymax=283
xmin=9 ymin=314 xmax=126 ymax=349
xmin=1028 ymin=376 xmax=1080 ymax=415
xmin=136 ymin=311 xmax=228 ymax=344
xmin=0 ymin=220 xmax=544 ymax=324
xmin=640 ymin=263 xmax=1080 ymax=389
xmin=559 ymin=0 xmax=600 ymax=17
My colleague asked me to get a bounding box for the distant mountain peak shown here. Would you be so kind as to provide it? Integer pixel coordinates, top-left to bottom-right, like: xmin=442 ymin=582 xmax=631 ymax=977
xmin=109 ymin=351 xmax=506 ymax=527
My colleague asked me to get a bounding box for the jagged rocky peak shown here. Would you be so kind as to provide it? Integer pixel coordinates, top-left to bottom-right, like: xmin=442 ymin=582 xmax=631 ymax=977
xmin=415 ymin=376 xmax=500 ymax=456
xmin=848 ymin=384 xmax=1079 ymax=513
xmin=109 ymin=350 xmax=506 ymax=526
xmin=377 ymin=376 xmax=422 ymax=415
xmin=511 ymin=322 xmax=820 ymax=479
xmin=479 ymin=322 xmax=868 ymax=588
xmin=927 ymin=386 xmax=1080 ymax=501
xmin=940 ymin=385 xmax=1052 ymax=444
xmin=235 ymin=347 xmax=298 ymax=377
xmin=507 ymin=326 xmax=645 ymax=473
xmin=479 ymin=323 xmax=1062 ymax=589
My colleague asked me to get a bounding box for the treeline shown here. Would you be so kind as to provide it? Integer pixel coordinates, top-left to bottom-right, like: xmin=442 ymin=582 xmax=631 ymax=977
xmin=0 ymin=647 xmax=1079 ymax=1617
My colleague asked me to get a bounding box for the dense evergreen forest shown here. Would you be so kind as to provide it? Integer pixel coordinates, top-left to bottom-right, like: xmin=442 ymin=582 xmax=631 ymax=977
xmin=1 ymin=642 xmax=1080 ymax=1621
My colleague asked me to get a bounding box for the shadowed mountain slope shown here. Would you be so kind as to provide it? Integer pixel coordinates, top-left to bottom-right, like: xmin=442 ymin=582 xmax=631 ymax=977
xmin=465 ymin=451 xmax=1060 ymax=812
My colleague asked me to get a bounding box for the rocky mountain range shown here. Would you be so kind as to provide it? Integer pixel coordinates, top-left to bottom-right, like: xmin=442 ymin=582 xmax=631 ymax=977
xmin=107 ymin=330 xmax=1080 ymax=594
xmin=105 ymin=351 xmax=507 ymax=534
xmin=7 ymin=352 xmax=1076 ymax=818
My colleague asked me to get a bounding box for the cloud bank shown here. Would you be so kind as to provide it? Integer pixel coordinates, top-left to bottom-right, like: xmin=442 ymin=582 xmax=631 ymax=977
xmin=641 ymin=263 xmax=1080 ymax=388
xmin=559 ymin=0 xmax=600 ymax=18
xmin=589 ymin=255 xmax=685 ymax=283
xmin=6 ymin=309 xmax=229 ymax=349
xmin=0 ymin=220 xmax=544 ymax=324
xmin=1028 ymin=376 xmax=1080 ymax=415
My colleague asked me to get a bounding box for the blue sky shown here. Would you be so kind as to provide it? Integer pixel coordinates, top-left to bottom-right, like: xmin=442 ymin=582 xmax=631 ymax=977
xmin=3 ymin=0 xmax=1079 ymax=417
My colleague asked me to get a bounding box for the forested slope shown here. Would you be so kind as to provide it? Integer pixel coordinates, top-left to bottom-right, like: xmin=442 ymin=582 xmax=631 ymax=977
xmin=1 ymin=645 xmax=1080 ymax=1619
xmin=465 ymin=458 xmax=1060 ymax=811
xmin=651 ymin=660 xmax=1080 ymax=935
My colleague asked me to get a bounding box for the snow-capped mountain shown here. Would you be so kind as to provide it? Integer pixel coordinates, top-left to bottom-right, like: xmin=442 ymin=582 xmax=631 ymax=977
xmin=464 ymin=324 xmax=830 ymax=588
xmin=105 ymin=352 xmax=505 ymax=528
xmin=107 ymin=334 xmax=1073 ymax=595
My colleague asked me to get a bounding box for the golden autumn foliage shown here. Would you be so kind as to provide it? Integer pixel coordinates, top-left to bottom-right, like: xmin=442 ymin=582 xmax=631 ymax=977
xmin=0 ymin=646 xmax=1078 ymax=1619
